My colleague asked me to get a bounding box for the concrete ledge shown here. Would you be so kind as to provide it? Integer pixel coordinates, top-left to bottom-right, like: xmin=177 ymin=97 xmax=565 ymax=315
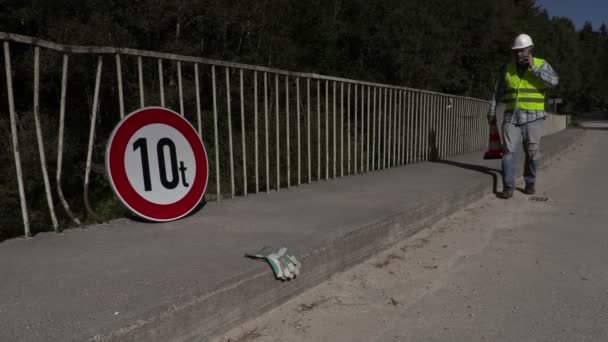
xmin=0 ymin=129 xmax=583 ymax=342
xmin=100 ymin=129 xmax=583 ymax=342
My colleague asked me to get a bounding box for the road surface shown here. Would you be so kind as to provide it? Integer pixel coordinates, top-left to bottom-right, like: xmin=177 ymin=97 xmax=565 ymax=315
xmin=214 ymin=129 xmax=608 ymax=342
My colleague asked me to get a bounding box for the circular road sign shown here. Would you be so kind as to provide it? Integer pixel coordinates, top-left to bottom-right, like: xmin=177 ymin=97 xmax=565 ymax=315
xmin=106 ymin=107 xmax=208 ymax=221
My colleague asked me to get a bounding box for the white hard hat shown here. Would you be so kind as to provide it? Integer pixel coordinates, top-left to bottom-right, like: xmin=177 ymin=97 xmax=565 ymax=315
xmin=512 ymin=34 xmax=534 ymax=50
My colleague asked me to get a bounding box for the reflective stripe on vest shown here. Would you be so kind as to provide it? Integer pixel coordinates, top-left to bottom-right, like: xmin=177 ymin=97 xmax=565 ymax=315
xmin=503 ymin=57 xmax=546 ymax=111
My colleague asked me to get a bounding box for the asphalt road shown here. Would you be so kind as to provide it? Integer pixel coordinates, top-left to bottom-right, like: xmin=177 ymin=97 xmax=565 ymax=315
xmin=215 ymin=129 xmax=608 ymax=342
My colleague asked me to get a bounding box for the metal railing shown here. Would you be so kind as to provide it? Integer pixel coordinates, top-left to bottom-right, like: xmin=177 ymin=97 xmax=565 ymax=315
xmin=0 ymin=32 xmax=490 ymax=238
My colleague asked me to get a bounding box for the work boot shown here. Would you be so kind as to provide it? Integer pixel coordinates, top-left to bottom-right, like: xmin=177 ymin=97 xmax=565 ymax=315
xmin=497 ymin=187 xmax=514 ymax=199
xmin=524 ymin=183 xmax=536 ymax=195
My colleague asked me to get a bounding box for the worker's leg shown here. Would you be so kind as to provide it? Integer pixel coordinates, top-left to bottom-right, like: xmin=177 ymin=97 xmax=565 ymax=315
xmin=523 ymin=119 xmax=544 ymax=189
xmin=501 ymin=121 xmax=523 ymax=190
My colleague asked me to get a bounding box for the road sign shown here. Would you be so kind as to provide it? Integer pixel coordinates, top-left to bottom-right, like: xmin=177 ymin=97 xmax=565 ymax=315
xmin=106 ymin=107 xmax=208 ymax=221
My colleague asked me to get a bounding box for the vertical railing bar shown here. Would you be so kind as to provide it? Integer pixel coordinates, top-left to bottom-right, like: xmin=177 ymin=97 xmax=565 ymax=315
xmin=397 ymin=90 xmax=401 ymax=164
xmin=469 ymin=100 xmax=474 ymax=152
xmin=429 ymin=94 xmax=434 ymax=160
xmin=254 ymin=71 xmax=259 ymax=192
xmin=439 ymin=95 xmax=445 ymax=158
xmin=465 ymin=100 xmax=473 ymax=153
xmin=354 ymin=84 xmax=358 ymax=174
xmin=347 ymin=83 xmax=351 ymax=174
xmin=420 ymin=92 xmax=426 ymax=161
xmin=389 ymin=89 xmax=394 ymax=167
xmin=296 ymin=77 xmax=301 ymax=185
xmin=84 ymin=56 xmax=103 ymax=219
xmin=307 ymin=78 xmax=311 ymax=183
xmin=385 ymin=88 xmax=393 ymax=168
xmin=396 ymin=89 xmax=401 ymax=165
xmin=383 ymin=87 xmax=388 ymax=169
xmin=372 ymin=87 xmax=377 ymax=170
xmin=424 ymin=92 xmax=430 ymax=161
xmin=264 ymin=72 xmax=270 ymax=192
xmin=317 ymin=79 xmax=321 ymax=181
xmin=423 ymin=92 xmax=427 ymax=161
xmin=56 ymin=54 xmax=80 ymax=226
xmin=474 ymin=101 xmax=479 ymax=151
xmin=360 ymin=86 xmax=365 ymax=172
xmin=340 ymin=82 xmax=344 ymax=177
xmin=477 ymin=101 xmax=482 ymax=151
xmin=378 ymin=88 xmax=383 ymax=169
xmin=275 ymin=73 xmax=280 ymax=190
xmin=226 ymin=67 xmax=235 ymax=198
xmin=194 ymin=63 xmax=202 ymax=136
xmin=472 ymin=100 xmax=477 ymax=151
xmin=458 ymin=98 xmax=462 ymax=155
xmin=449 ymin=97 xmax=453 ymax=156
xmin=466 ymin=99 xmax=471 ymax=153
xmin=477 ymin=101 xmax=481 ymax=151
xmin=240 ymin=69 xmax=247 ymax=195
xmin=3 ymin=42 xmax=30 ymax=237
xmin=158 ymin=59 xmax=165 ymax=107
xmin=436 ymin=95 xmax=441 ymax=158
xmin=400 ymin=89 xmax=404 ymax=165
xmin=432 ymin=94 xmax=441 ymax=160
xmin=406 ymin=90 xmax=411 ymax=164
xmin=460 ymin=98 xmax=465 ymax=155
xmin=32 ymin=47 xmax=59 ymax=231
xmin=392 ymin=89 xmax=398 ymax=165
xmin=402 ymin=90 xmax=407 ymax=164
xmin=325 ymin=79 xmax=329 ymax=180
xmin=429 ymin=93 xmax=434 ymax=160
xmin=366 ymin=85 xmax=371 ymax=172
xmin=178 ymin=61 xmax=184 ymax=115
xmin=115 ymin=54 xmax=125 ymax=119
xmin=285 ymin=75 xmax=290 ymax=188
xmin=211 ymin=66 xmax=221 ymax=200
xmin=138 ymin=56 xmax=144 ymax=107
xmin=391 ymin=89 xmax=396 ymax=166
xmin=333 ymin=81 xmax=336 ymax=178
xmin=415 ymin=91 xmax=420 ymax=163
xmin=446 ymin=97 xmax=452 ymax=157
xmin=477 ymin=101 xmax=481 ymax=152
xmin=471 ymin=100 xmax=475 ymax=153
xmin=401 ymin=90 xmax=405 ymax=164
xmin=458 ymin=98 xmax=463 ymax=155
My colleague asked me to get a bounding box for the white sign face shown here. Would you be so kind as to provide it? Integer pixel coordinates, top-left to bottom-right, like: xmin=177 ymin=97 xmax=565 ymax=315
xmin=124 ymin=123 xmax=196 ymax=205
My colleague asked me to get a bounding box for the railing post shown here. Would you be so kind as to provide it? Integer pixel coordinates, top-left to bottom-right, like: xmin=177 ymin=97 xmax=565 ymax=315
xmin=84 ymin=56 xmax=103 ymax=219
xmin=32 ymin=47 xmax=59 ymax=232
xmin=56 ymin=54 xmax=81 ymax=226
xmin=4 ymin=41 xmax=30 ymax=237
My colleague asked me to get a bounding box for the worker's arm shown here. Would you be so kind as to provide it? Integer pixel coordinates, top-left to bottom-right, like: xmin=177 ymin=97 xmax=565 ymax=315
xmin=487 ymin=66 xmax=506 ymax=121
xmin=531 ymin=60 xmax=559 ymax=88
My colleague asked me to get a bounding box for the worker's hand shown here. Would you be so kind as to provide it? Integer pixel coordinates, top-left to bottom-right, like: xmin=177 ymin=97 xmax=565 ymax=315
xmin=525 ymin=52 xmax=534 ymax=68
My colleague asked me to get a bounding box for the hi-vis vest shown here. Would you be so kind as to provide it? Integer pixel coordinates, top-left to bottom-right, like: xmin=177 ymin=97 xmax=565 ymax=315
xmin=503 ymin=57 xmax=546 ymax=111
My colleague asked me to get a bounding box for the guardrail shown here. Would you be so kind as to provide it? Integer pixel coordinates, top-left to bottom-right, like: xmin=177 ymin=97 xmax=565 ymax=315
xmin=0 ymin=32 xmax=490 ymax=238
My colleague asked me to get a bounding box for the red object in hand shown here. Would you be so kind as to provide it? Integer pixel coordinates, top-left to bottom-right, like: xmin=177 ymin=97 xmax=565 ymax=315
xmin=484 ymin=117 xmax=504 ymax=160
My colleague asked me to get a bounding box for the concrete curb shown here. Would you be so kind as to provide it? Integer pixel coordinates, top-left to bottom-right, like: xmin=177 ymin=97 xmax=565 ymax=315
xmin=98 ymin=129 xmax=584 ymax=342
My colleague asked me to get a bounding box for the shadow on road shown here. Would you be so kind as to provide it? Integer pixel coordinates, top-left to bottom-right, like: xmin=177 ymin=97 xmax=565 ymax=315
xmin=428 ymin=129 xmax=501 ymax=194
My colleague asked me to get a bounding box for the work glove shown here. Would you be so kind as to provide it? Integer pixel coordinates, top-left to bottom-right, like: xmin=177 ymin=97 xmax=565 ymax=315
xmin=247 ymin=246 xmax=301 ymax=280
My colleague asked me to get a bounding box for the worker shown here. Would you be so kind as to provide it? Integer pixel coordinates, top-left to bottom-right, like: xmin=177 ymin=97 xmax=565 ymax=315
xmin=488 ymin=33 xmax=559 ymax=199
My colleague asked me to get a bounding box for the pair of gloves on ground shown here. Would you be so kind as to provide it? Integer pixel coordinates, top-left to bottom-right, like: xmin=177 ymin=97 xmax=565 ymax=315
xmin=247 ymin=247 xmax=301 ymax=280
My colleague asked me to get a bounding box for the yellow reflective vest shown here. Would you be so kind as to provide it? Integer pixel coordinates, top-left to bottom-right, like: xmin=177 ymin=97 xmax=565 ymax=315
xmin=503 ymin=57 xmax=546 ymax=111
